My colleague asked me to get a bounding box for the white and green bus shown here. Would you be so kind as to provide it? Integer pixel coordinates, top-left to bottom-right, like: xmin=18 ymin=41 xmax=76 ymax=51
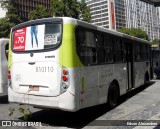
xmin=8 ymin=17 xmax=151 ymax=111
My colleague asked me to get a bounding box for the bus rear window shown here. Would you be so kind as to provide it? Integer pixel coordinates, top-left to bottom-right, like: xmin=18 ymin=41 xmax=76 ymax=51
xmin=12 ymin=23 xmax=62 ymax=52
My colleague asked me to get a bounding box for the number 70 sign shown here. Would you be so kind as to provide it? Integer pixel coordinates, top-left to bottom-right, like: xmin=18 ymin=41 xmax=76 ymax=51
xmin=13 ymin=28 xmax=26 ymax=51
xmin=17 ymin=36 xmax=25 ymax=44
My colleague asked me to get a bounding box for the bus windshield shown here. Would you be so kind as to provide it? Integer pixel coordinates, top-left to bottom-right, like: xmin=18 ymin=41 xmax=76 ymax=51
xmin=12 ymin=23 xmax=62 ymax=52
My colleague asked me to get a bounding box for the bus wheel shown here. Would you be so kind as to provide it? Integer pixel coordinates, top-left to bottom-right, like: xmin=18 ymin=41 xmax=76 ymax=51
xmin=144 ymin=73 xmax=149 ymax=84
xmin=108 ymin=83 xmax=119 ymax=109
xmin=153 ymin=73 xmax=157 ymax=79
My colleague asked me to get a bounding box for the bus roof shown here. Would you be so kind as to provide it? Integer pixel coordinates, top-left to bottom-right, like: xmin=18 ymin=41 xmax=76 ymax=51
xmin=76 ymin=18 xmax=150 ymax=45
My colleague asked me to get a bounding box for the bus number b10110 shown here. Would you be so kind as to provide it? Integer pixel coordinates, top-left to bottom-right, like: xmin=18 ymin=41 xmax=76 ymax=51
xmin=36 ymin=66 xmax=54 ymax=72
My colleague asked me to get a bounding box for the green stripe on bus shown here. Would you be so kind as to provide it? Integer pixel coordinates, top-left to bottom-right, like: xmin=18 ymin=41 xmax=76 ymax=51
xmin=8 ymin=33 xmax=12 ymax=69
xmin=60 ymin=24 xmax=83 ymax=68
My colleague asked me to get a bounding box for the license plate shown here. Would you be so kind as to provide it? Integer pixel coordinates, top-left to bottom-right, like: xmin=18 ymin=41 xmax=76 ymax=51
xmin=29 ymin=85 xmax=39 ymax=91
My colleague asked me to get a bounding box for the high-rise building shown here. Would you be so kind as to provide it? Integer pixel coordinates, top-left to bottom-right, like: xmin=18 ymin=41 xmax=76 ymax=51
xmin=85 ymin=0 xmax=117 ymax=30
xmin=125 ymin=0 xmax=160 ymax=41
xmin=114 ymin=0 xmax=126 ymax=30
xmin=14 ymin=0 xmax=51 ymax=20
xmin=85 ymin=0 xmax=160 ymax=41
xmin=85 ymin=0 xmax=125 ymax=30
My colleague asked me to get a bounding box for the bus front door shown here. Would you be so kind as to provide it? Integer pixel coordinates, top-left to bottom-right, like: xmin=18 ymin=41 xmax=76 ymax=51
xmin=126 ymin=43 xmax=134 ymax=90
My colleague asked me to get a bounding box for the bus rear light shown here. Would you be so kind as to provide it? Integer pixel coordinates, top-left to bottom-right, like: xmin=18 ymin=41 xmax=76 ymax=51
xmin=62 ymin=76 xmax=68 ymax=81
xmin=61 ymin=66 xmax=69 ymax=92
xmin=8 ymin=69 xmax=11 ymax=79
xmin=8 ymin=69 xmax=10 ymax=74
xmin=63 ymin=69 xmax=68 ymax=75
xmin=8 ymin=75 xmax=11 ymax=79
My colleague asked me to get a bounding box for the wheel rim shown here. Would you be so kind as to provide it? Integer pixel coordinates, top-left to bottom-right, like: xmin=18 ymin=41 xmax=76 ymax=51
xmin=153 ymin=73 xmax=157 ymax=79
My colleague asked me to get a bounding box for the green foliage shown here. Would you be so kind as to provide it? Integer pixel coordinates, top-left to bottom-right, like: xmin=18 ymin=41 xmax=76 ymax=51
xmin=1 ymin=0 xmax=22 ymax=23
xmin=79 ymin=0 xmax=91 ymax=22
xmin=50 ymin=0 xmax=91 ymax=22
xmin=8 ymin=107 xmax=15 ymax=116
xmin=118 ymin=28 xmax=149 ymax=41
xmin=151 ymin=39 xmax=160 ymax=45
xmin=50 ymin=0 xmax=64 ymax=17
xmin=0 ymin=17 xmax=11 ymax=38
xmin=19 ymin=107 xmax=32 ymax=121
xmin=0 ymin=0 xmax=22 ymax=38
xmin=29 ymin=5 xmax=50 ymax=20
xmin=50 ymin=0 xmax=79 ymax=18
xmin=8 ymin=106 xmax=32 ymax=121
xmin=151 ymin=39 xmax=160 ymax=48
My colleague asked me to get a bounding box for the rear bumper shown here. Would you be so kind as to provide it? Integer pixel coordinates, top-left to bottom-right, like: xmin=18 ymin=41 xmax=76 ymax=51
xmin=8 ymin=87 xmax=78 ymax=112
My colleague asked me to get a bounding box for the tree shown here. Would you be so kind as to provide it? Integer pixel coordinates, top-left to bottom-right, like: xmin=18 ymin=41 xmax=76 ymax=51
xmin=151 ymin=39 xmax=160 ymax=46
xmin=0 ymin=0 xmax=22 ymax=37
xmin=118 ymin=28 xmax=149 ymax=41
xmin=0 ymin=17 xmax=12 ymax=38
xmin=50 ymin=0 xmax=64 ymax=17
xmin=1 ymin=0 xmax=22 ymax=23
xmin=50 ymin=0 xmax=91 ymax=22
xmin=29 ymin=5 xmax=50 ymax=20
xmin=79 ymin=0 xmax=91 ymax=22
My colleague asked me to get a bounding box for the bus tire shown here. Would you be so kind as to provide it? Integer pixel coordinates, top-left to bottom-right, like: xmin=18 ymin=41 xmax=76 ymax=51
xmin=144 ymin=72 xmax=149 ymax=84
xmin=108 ymin=83 xmax=119 ymax=109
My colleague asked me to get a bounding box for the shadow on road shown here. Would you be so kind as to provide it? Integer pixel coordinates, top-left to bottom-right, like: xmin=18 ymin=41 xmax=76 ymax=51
xmin=20 ymin=104 xmax=110 ymax=128
xmin=0 ymin=95 xmax=8 ymax=104
xmin=19 ymin=81 xmax=155 ymax=128
xmin=119 ymin=81 xmax=155 ymax=104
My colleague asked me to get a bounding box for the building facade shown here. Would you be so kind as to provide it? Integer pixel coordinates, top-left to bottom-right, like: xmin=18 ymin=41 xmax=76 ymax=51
xmin=85 ymin=0 xmax=160 ymax=41
xmin=115 ymin=0 xmax=126 ymax=30
xmin=85 ymin=0 xmax=118 ymax=30
xmin=85 ymin=0 xmax=125 ymax=30
xmin=85 ymin=0 xmax=110 ymax=28
xmin=125 ymin=0 xmax=160 ymax=41
xmin=14 ymin=0 xmax=51 ymax=20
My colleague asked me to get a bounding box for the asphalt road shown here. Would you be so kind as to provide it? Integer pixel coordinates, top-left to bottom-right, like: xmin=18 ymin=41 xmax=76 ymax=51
xmin=0 ymin=80 xmax=160 ymax=129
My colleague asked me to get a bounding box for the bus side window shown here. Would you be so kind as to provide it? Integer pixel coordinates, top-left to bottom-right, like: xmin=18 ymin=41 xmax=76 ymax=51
xmin=146 ymin=45 xmax=151 ymax=60
xmin=96 ymin=33 xmax=105 ymax=64
xmin=114 ymin=37 xmax=123 ymax=62
xmin=77 ymin=29 xmax=85 ymax=45
xmin=77 ymin=46 xmax=97 ymax=65
xmin=141 ymin=44 xmax=147 ymax=61
xmin=104 ymin=35 xmax=113 ymax=63
xmin=144 ymin=44 xmax=147 ymax=60
xmin=134 ymin=44 xmax=141 ymax=61
xmin=96 ymin=33 xmax=103 ymax=47
xmin=84 ymin=31 xmax=95 ymax=47
xmin=76 ymin=28 xmax=97 ymax=65
xmin=122 ymin=42 xmax=126 ymax=62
